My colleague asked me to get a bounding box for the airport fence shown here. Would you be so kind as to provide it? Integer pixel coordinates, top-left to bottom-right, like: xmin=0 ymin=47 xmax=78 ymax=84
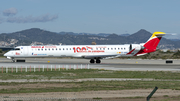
xmin=0 ymin=64 xmax=90 ymax=73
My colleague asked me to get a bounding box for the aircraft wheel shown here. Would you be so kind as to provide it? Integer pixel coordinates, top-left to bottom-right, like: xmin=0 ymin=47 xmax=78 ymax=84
xmin=12 ymin=59 xmax=15 ymax=63
xmin=90 ymin=59 xmax=95 ymax=63
xmin=96 ymin=59 xmax=101 ymax=63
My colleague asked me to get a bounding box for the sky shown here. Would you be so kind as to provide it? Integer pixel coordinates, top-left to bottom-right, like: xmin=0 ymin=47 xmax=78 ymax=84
xmin=0 ymin=0 xmax=180 ymax=39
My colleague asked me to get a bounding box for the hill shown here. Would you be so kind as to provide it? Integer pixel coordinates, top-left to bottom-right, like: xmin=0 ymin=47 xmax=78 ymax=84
xmin=0 ymin=28 xmax=178 ymax=49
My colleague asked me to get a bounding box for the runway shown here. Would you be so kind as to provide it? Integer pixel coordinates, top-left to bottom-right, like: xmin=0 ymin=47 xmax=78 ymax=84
xmin=0 ymin=58 xmax=180 ymax=71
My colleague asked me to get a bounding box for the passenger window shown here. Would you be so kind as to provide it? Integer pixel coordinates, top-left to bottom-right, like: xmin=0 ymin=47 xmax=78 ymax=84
xmin=121 ymin=48 xmax=123 ymax=50
xmin=52 ymin=49 xmax=54 ymax=50
xmin=70 ymin=48 xmax=71 ymax=50
xmin=38 ymin=49 xmax=40 ymax=51
xmin=96 ymin=48 xmax=98 ymax=50
xmin=108 ymin=48 xmax=109 ymax=50
xmin=103 ymin=48 xmax=105 ymax=50
xmin=56 ymin=48 xmax=57 ymax=50
xmin=118 ymin=48 xmax=120 ymax=50
xmin=63 ymin=48 xmax=64 ymax=50
xmin=124 ymin=48 xmax=126 ymax=50
xmin=45 ymin=49 xmax=47 ymax=51
xmin=41 ymin=49 xmax=43 ymax=51
xmin=111 ymin=48 xmax=113 ymax=50
xmin=66 ymin=48 xmax=68 ymax=50
xmin=114 ymin=48 xmax=116 ymax=50
xmin=59 ymin=48 xmax=61 ymax=50
xmin=49 ymin=49 xmax=50 ymax=51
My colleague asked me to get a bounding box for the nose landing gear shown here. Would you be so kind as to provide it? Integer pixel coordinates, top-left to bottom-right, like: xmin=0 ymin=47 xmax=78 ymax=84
xmin=12 ymin=58 xmax=15 ymax=63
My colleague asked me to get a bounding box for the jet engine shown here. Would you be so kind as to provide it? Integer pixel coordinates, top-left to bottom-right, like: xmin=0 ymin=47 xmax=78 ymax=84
xmin=129 ymin=44 xmax=145 ymax=51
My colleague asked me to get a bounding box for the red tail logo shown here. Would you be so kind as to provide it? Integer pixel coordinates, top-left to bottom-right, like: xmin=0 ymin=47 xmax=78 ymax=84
xmin=136 ymin=32 xmax=165 ymax=56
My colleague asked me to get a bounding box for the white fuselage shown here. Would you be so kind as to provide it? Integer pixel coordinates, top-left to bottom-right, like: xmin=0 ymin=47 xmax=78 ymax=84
xmin=4 ymin=44 xmax=136 ymax=59
xmin=3 ymin=31 xmax=165 ymax=63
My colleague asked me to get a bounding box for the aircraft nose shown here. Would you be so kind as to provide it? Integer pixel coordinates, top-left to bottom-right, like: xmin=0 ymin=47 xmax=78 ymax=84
xmin=4 ymin=52 xmax=10 ymax=57
xmin=4 ymin=53 xmax=8 ymax=56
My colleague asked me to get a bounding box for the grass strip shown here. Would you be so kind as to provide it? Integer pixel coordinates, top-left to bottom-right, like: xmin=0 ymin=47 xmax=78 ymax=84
xmin=1 ymin=69 xmax=180 ymax=80
xmin=0 ymin=81 xmax=180 ymax=94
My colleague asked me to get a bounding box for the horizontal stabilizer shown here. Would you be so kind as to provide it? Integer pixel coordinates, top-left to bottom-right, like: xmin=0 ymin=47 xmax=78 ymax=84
xmin=150 ymin=32 xmax=166 ymax=39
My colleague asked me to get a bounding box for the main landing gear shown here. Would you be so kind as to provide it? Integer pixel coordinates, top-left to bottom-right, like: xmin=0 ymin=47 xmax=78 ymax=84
xmin=90 ymin=59 xmax=101 ymax=64
xmin=90 ymin=59 xmax=95 ymax=63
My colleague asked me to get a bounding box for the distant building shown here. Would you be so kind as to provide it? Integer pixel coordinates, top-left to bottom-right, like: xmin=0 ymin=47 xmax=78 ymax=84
xmin=91 ymin=42 xmax=96 ymax=45
xmin=30 ymin=41 xmax=44 ymax=46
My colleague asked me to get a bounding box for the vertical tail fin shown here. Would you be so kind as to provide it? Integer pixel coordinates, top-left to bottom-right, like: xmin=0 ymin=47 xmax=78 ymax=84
xmin=136 ymin=32 xmax=165 ymax=56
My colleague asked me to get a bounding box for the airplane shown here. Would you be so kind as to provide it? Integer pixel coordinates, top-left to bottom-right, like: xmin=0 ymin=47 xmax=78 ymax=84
xmin=4 ymin=32 xmax=165 ymax=63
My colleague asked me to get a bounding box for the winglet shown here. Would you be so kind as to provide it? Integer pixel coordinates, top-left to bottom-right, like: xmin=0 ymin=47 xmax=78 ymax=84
xmin=150 ymin=32 xmax=166 ymax=39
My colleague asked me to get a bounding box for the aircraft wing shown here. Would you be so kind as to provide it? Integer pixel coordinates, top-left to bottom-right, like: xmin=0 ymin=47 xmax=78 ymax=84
xmin=82 ymin=55 xmax=118 ymax=59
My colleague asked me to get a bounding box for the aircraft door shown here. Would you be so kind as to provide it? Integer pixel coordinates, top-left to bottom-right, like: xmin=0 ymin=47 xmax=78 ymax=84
xmin=129 ymin=44 xmax=132 ymax=51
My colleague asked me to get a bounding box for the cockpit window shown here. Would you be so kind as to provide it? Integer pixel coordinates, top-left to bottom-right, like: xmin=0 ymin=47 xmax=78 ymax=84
xmin=14 ymin=48 xmax=20 ymax=50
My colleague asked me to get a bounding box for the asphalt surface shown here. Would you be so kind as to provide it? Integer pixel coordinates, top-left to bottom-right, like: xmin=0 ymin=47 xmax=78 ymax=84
xmin=0 ymin=58 xmax=180 ymax=71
